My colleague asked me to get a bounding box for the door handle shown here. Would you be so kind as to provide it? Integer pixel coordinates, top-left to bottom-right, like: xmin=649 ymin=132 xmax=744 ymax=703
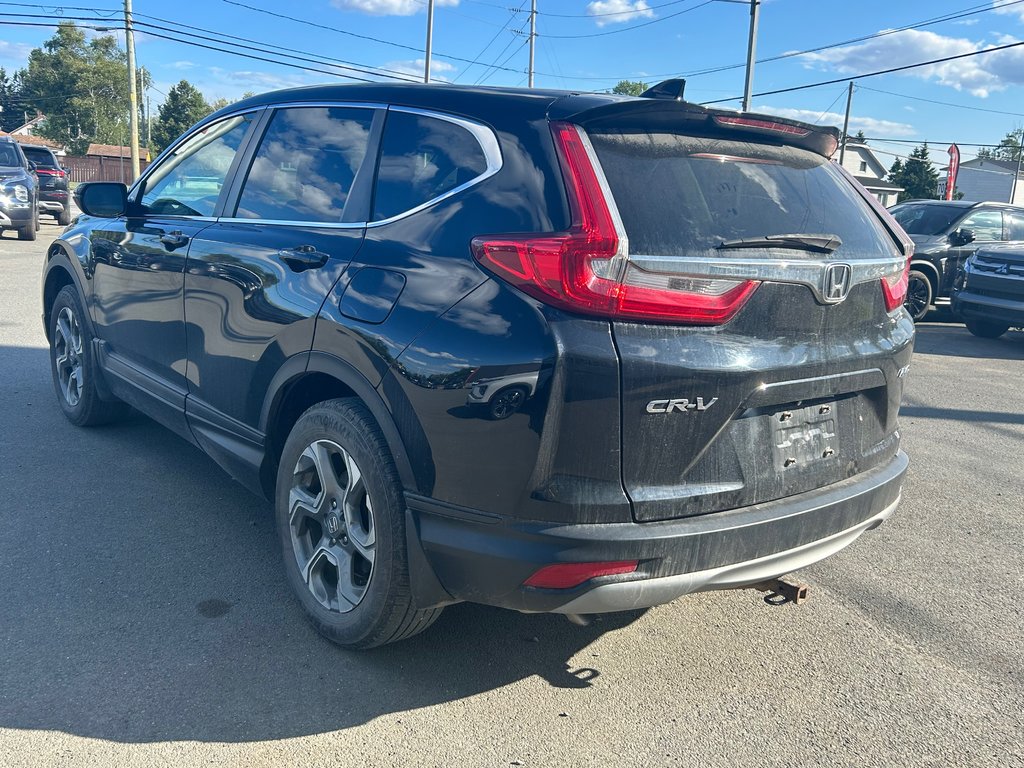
xmin=159 ymin=230 xmax=189 ymax=249
xmin=278 ymin=245 xmax=329 ymax=272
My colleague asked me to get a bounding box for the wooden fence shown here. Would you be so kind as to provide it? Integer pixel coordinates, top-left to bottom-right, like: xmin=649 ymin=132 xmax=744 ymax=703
xmin=63 ymin=155 xmax=150 ymax=185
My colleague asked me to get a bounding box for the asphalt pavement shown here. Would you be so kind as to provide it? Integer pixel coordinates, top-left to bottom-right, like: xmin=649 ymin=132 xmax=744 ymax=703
xmin=0 ymin=225 xmax=1022 ymax=767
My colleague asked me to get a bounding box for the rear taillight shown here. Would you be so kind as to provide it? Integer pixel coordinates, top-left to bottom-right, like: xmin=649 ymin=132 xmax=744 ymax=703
xmin=881 ymin=257 xmax=911 ymax=312
xmin=712 ymin=115 xmax=811 ymax=136
xmin=471 ymin=122 xmax=757 ymax=325
xmin=523 ymin=560 xmax=639 ymax=589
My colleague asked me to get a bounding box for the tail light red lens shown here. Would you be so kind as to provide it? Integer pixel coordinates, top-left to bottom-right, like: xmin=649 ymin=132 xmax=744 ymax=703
xmin=523 ymin=560 xmax=639 ymax=590
xmin=471 ymin=121 xmax=757 ymax=325
xmin=882 ymin=257 xmax=910 ymax=312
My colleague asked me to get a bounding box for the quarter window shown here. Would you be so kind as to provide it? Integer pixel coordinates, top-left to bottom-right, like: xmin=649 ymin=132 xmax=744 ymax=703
xmin=235 ymin=107 xmax=375 ymax=223
xmin=959 ymin=210 xmax=1003 ymax=241
xmin=140 ymin=113 xmax=254 ymax=217
xmin=372 ymin=110 xmax=489 ymax=221
xmin=1007 ymin=211 xmax=1024 ymax=240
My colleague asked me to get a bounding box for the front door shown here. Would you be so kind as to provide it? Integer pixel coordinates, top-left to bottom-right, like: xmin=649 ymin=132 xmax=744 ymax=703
xmin=182 ymin=105 xmax=381 ymax=480
xmin=947 ymin=208 xmax=1005 ymax=294
xmin=89 ymin=112 xmax=259 ymax=433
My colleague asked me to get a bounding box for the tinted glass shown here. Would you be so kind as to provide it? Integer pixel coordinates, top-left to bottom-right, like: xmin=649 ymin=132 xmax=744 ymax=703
xmin=372 ymin=111 xmax=488 ymax=221
xmin=0 ymin=144 xmax=21 ymax=167
xmin=589 ymin=132 xmax=899 ymax=259
xmin=141 ymin=114 xmax=253 ymax=217
xmin=960 ymin=209 xmax=1003 ymax=241
xmin=891 ymin=203 xmax=966 ymax=236
xmin=1007 ymin=211 xmax=1024 ymax=240
xmin=22 ymin=146 xmax=58 ymax=168
xmin=235 ymin=107 xmax=374 ymax=223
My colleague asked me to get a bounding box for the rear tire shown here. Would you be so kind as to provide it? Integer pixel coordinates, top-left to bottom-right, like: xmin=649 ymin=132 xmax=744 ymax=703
xmin=48 ymin=285 xmax=127 ymax=426
xmin=904 ymin=270 xmax=932 ymax=322
xmin=964 ymin=318 xmax=1009 ymax=339
xmin=58 ymin=208 xmax=72 ymax=226
xmin=275 ymin=398 xmax=442 ymax=649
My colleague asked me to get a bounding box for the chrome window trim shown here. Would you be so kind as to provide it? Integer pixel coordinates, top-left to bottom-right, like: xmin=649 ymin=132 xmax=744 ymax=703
xmin=366 ymin=105 xmax=503 ymax=228
xmin=627 ymin=254 xmax=907 ymax=305
xmin=216 ymin=217 xmax=365 ymax=230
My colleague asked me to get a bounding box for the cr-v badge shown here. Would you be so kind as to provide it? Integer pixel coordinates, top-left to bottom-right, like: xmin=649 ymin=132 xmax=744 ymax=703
xmin=646 ymin=398 xmax=719 ymax=414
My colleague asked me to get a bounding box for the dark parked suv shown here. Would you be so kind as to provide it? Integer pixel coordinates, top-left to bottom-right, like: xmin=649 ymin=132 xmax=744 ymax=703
xmin=952 ymin=245 xmax=1024 ymax=338
xmin=0 ymin=135 xmax=39 ymax=240
xmin=20 ymin=144 xmax=71 ymax=225
xmin=889 ymin=199 xmax=1024 ymax=321
xmin=43 ymin=83 xmax=913 ymax=648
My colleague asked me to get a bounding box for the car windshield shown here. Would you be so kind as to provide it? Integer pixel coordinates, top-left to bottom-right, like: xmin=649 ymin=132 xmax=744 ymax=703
xmin=22 ymin=147 xmax=57 ymax=168
xmin=0 ymin=145 xmax=20 ymax=167
xmin=890 ymin=203 xmax=964 ymax=236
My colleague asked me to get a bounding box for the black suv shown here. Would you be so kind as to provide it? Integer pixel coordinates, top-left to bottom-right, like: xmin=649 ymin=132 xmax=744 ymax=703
xmin=43 ymin=84 xmax=913 ymax=648
xmin=0 ymin=135 xmax=39 ymax=241
xmin=952 ymin=245 xmax=1024 ymax=338
xmin=20 ymin=144 xmax=71 ymax=226
xmin=889 ymin=199 xmax=1024 ymax=321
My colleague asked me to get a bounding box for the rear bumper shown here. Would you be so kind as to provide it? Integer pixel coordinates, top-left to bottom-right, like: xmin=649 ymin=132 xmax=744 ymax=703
xmin=953 ymin=290 xmax=1024 ymax=326
xmin=409 ymin=450 xmax=908 ymax=613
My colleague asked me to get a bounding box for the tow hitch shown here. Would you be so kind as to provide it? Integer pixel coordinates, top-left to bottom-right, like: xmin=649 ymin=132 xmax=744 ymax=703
xmin=753 ymin=577 xmax=810 ymax=605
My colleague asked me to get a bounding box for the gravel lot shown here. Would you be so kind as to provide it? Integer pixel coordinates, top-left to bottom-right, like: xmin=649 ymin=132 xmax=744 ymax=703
xmin=1 ymin=225 xmax=1022 ymax=768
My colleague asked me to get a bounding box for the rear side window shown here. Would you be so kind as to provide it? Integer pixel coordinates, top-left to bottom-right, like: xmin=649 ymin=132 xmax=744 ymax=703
xmin=588 ymin=131 xmax=900 ymax=259
xmin=1007 ymin=211 xmax=1024 ymax=240
xmin=372 ymin=110 xmax=488 ymax=221
xmin=235 ymin=106 xmax=375 ymax=223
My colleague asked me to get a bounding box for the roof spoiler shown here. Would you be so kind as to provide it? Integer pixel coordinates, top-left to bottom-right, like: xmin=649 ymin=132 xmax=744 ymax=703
xmin=550 ymin=88 xmax=840 ymax=159
xmin=640 ymin=78 xmax=686 ymax=101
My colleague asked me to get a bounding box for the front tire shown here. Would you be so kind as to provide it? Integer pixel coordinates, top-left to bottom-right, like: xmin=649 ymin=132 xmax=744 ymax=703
xmin=964 ymin=317 xmax=1009 ymax=339
xmin=17 ymin=216 xmax=36 ymax=241
xmin=276 ymin=398 xmax=442 ymax=649
xmin=904 ymin=270 xmax=932 ymax=322
xmin=48 ymin=285 xmax=126 ymax=426
xmin=57 ymin=208 xmax=72 ymax=226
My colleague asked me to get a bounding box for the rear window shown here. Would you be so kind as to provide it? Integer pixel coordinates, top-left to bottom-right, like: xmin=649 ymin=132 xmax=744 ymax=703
xmin=588 ymin=131 xmax=899 ymax=259
xmin=22 ymin=146 xmax=57 ymax=168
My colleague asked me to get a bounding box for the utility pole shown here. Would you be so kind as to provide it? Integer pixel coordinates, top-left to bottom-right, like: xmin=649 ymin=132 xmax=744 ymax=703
xmin=424 ymin=0 xmax=434 ymax=84
xmin=146 ymin=91 xmax=151 ymax=154
xmin=839 ymin=81 xmax=854 ymax=166
xmin=528 ymin=0 xmax=537 ymax=88
xmin=1012 ymin=128 xmax=1023 ymax=204
xmin=741 ymin=0 xmax=760 ymax=112
xmin=124 ymin=0 xmax=140 ymax=180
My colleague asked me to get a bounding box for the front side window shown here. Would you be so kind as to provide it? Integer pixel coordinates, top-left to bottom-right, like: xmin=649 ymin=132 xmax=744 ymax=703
xmin=234 ymin=106 xmax=375 ymax=223
xmin=372 ymin=110 xmax=489 ymax=221
xmin=0 ymin=144 xmax=21 ymax=167
xmin=140 ymin=113 xmax=254 ymax=217
xmin=959 ymin=209 xmax=1003 ymax=241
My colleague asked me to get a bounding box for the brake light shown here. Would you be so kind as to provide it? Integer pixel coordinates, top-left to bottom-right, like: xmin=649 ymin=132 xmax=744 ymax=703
xmin=882 ymin=257 xmax=911 ymax=312
xmin=471 ymin=122 xmax=757 ymax=325
xmin=523 ymin=560 xmax=639 ymax=589
xmin=712 ymin=115 xmax=811 ymax=136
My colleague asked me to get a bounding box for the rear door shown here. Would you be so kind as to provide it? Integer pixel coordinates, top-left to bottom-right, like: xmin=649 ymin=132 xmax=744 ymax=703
xmin=585 ymin=127 xmax=913 ymax=522
xmin=182 ymin=104 xmax=381 ymax=474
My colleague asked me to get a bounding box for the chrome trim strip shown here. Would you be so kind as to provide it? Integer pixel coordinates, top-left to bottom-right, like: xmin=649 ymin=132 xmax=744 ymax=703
xmin=216 ymin=217 xmax=365 ymax=229
xmin=627 ymin=253 xmax=905 ymax=305
xmin=365 ymin=106 xmax=503 ymax=228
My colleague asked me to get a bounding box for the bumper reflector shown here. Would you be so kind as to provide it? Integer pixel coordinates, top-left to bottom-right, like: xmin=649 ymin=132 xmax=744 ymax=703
xmin=523 ymin=560 xmax=639 ymax=589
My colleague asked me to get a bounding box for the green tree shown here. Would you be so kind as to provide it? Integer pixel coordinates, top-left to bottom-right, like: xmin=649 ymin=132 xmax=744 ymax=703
xmin=151 ymin=80 xmax=209 ymax=153
xmin=853 ymin=130 xmax=867 ymax=143
xmin=977 ymin=128 xmax=1023 ymax=162
xmin=612 ymin=80 xmax=648 ymax=96
xmin=0 ymin=68 xmax=29 ymax=132
xmin=888 ymin=143 xmax=940 ymax=202
xmin=18 ymin=23 xmax=143 ymax=154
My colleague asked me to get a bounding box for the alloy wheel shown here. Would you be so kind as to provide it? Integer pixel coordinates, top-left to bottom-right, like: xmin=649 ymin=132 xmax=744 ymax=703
xmin=288 ymin=439 xmax=376 ymax=613
xmin=53 ymin=306 xmax=84 ymax=407
xmin=904 ymin=274 xmax=931 ymax=321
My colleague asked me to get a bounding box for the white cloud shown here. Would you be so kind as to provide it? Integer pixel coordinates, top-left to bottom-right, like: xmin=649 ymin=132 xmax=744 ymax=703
xmin=758 ymin=105 xmax=917 ymax=138
xmin=953 ymin=18 xmax=979 ymax=26
xmin=0 ymin=40 xmax=33 ymax=64
xmin=169 ymin=60 xmax=196 ymax=70
xmin=331 ymin=0 xmax=458 ymax=15
xmin=992 ymin=0 xmax=1024 ymax=21
xmin=798 ymin=28 xmax=1024 ymax=97
xmin=587 ymin=0 xmax=655 ymax=27
xmin=383 ymin=58 xmax=456 ymax=81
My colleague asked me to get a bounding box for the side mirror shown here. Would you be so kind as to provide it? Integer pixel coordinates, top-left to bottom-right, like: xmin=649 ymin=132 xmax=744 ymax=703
xmin=76 ymin=182 xmax=128 ymax=218
xmin=27 ymin=160 xmax=37 ymax=172
xmin=951 ymin=228 xmax=975 ymax=246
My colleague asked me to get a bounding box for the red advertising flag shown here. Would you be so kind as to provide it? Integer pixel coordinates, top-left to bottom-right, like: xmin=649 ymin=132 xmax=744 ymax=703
xmin=946 ymin=143 xmax=961 ymax=200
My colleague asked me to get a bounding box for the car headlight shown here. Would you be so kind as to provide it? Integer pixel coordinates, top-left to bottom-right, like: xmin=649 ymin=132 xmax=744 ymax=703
xmin=12 ymin=184 xmax=28 ymax=202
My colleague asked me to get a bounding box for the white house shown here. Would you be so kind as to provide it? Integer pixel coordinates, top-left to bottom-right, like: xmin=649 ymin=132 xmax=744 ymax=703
xmin=834 ymin=141 xmax=903 ymax=207
xmin=938 ymin=157 xmax=1024 ymax=204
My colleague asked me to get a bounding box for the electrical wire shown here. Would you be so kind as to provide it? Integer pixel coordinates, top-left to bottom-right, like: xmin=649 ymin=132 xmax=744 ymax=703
xmin=537 ymin=0 xmax=716 ymax=39
xmin=452 ymin=9 xmax=520 ymax=83
xmin=857 ymin=85 xmax=1024 ymax=118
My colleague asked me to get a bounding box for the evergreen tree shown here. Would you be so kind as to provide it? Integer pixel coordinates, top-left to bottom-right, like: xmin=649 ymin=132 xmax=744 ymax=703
xmin=0 ymin=68 xmax=29 ymax=132
xmin=888 ymin=144 xmax=939 ymax=202
xmin=150 ymin=80 xmax=209 ymax=153
xmin=853 ymin=130 xmax=867 ymax=143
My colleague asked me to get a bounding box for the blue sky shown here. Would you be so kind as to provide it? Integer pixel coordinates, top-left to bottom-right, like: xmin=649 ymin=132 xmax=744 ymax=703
xmin=2 ymin=0 xmax=1024 ymax=167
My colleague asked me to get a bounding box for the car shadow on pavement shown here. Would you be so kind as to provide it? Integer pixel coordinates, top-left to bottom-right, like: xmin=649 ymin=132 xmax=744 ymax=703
xmin=913 ymin=324 xmax=1024 ymax=360
xmin=0 ymin=345 xmax=645 ymax=744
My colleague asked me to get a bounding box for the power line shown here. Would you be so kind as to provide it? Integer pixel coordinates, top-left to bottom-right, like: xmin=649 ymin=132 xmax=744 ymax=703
xmin=857 ymin=85 xmax=1024 ymax=118
xmin=452 ymin=9 xmax=519 ymax=83
xmin=702 ymin=38 xmax=1024 ymax=105
xmin=538 ymin=0 xmax=700 ymax=18
xmin=537 ymin=0 xmax=716 ymax=39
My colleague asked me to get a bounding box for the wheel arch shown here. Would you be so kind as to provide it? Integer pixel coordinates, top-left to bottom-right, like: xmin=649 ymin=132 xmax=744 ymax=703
xmin=259 ymin=351 xmax=417 ymax=499
xmin=41 ymin=244 xmax=90 ymax=343
xmin=909 ymin=259 xmax=941 ymax=295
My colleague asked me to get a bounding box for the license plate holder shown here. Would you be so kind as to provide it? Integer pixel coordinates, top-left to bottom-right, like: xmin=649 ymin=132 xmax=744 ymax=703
xmin=772 ymin=402 xmax=838 ymax=471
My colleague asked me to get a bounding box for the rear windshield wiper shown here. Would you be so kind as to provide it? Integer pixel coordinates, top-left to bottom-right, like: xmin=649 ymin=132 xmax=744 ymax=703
xmin=717 ymin=234 xmax=842 ymax=254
